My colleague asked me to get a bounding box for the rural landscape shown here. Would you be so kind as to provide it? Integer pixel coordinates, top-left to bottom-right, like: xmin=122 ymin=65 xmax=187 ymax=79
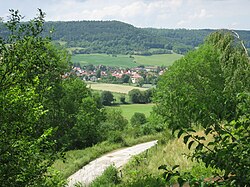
xmin=0 ymin=3 xmax=250 ymax=187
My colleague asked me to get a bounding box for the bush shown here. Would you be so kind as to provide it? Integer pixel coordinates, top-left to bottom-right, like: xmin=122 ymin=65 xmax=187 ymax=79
xmin=120 ymin=95 xmax=126 ymax=104
xmin=130 ymin=112 xmax=147 ymax=127
xmin=108 ymin=131 xmax=124 ymax=143
xmin=128 ymin=89 xmax=152 ymax=104
xmin=90 ymin=165 xmax=121 ymax=187
xmin=101 ymin=91 xmax=114 ymax=106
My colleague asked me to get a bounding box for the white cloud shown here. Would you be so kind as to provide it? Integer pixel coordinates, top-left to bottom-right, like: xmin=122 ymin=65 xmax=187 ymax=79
xmin=0 ymin=0 xmax=249 ymax=29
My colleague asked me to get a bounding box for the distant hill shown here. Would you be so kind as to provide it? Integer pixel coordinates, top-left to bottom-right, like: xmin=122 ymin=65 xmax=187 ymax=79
xmin=1 ymin=20 xmax=250 ymax=55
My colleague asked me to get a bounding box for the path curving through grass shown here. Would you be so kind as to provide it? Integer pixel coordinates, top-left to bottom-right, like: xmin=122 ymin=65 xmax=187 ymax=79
xmin=67 ymin=140 xmax=157 ymax=186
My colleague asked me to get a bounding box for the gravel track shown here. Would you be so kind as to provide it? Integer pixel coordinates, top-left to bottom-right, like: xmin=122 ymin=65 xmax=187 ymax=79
xmin=67 ymin=140 xmax=157 ymax=186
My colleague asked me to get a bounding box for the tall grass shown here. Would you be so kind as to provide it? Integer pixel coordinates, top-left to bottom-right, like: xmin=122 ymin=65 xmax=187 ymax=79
xmin=118 ymin=131 xmax=216 ymax=186
xmin=89 ymin=130 xmax=215 ymax=186
xmin=52 ymin=134 xmax=161 ymax=179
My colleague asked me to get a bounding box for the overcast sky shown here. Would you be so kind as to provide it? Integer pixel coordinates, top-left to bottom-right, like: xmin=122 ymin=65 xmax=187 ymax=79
xmin=0 ymin=0 xmax=249 ymax=30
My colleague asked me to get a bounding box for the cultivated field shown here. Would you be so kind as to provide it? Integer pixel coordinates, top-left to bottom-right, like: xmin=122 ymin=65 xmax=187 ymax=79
xmin=71 ymin=53 xmax=182 ymax=67
xmin=72 ymin=54 xmax=137 ymax=68
xmin=133 ymin=53 xmax=182 ymax=66
xmin=88 ymin=83 xmax=148 ymax=94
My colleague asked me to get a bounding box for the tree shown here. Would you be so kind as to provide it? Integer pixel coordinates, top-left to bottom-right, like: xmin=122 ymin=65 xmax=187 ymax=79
xmin=128 ymin=89 xmax=152 ymax=104
xmin=0 ymin=9 xmax=69 ymax=186
xmin=70 ymin=97 xmax=105 ymax=149
xmin=154 ymin=31 xmax=250 ymax=186
xmin=128 ymin=89 xmax=144 ymax=103
xmin=96 ymin=69 xmax=101 ymax=78
xmin=103 ymin=108 xmax=128 ymax=132
xmin=101 ymin=91 xmax=114 ymax=106
xmin=100 ymin=108 xmax=128 ymax=142
xmin=121 ymin=74 xmax=130 ymax=83
xmin=120 ymin=94 xmax=126 ymax=104
xmin=130 ymin=112 xmax=147 ymax=126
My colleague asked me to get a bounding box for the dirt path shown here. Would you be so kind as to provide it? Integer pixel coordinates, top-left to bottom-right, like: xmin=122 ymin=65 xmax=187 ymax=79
xmin=67 ymin=140 xmax=157 ymax=186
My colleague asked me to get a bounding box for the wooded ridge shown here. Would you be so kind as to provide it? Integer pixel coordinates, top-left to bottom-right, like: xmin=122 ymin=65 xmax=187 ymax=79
xmin=1 ymin=20 xmax=250 ymax=54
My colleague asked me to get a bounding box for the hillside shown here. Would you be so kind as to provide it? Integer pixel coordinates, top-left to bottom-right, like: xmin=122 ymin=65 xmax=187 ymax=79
xmin=44 ymin=21 xmax=250 ymax=54
xmin=1 ymin=20 xmax=250 ymax=55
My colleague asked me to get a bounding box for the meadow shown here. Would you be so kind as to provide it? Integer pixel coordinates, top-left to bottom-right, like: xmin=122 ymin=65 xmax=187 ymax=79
xmin=111 ymin=103 xmax=154 ymax=120
xmin=71 ymin=53 xmax=182 ymax=68
xmin=133 ymin=53 xmax=183 ymax=66
xmin=71 ymin=54 xmax=137 ymax=68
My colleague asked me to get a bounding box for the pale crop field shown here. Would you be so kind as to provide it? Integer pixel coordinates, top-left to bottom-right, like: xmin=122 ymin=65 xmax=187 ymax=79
xmin=88 ymin=83 xmax=148 ymax=94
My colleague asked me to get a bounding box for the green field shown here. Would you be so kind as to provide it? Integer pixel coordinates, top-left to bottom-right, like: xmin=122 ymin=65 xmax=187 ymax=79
xmin=71 ymin=53 xmax=182 ymax=68
xmin=88 ymin=83 xmax=148 ymax=94
xmin=111 ymin=103 xmax=155 ymax=120
xmin=72 ymin=54 xmax=137 ymax=68
xmin=133 ymin=53 xmax=182 ymax=66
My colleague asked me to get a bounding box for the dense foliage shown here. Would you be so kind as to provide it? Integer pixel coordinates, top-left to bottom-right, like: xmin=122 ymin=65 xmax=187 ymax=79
xmin=154 ymin=31 xmax=250 ymax=186
xmin=2 ymin=20 xmax=249 ymax=55
xmin=128 ymin=89 xmax=153 ymax=104
xmin=101 ymin=91 xmax=115 ymax=106
xmin=0 ymin=10 xmax=106 ymax=186
xmin=0 ymin=10 xmax=70 ymax=186
xmin=130 ymin=113 xmax=147 ymax=127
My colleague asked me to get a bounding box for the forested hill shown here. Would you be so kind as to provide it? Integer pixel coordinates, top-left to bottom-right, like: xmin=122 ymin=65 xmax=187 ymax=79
xmin=1 ymin=20 xmax=250 ymax=54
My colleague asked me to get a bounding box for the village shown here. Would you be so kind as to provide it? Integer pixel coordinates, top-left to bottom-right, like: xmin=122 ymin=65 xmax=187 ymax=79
xmin=70 ymin=64 xmax=166 ymax=86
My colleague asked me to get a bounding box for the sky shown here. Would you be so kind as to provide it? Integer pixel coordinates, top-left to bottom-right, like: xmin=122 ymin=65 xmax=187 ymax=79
xmin=0 ymin=0 xmax=249 ymax=30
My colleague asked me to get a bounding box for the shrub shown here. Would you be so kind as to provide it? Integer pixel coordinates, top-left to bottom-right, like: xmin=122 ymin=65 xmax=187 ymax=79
xmin=101 ymin=91 xmax=114 ymax=106
xmin=130 ymin=112 xmax=147 ymax=127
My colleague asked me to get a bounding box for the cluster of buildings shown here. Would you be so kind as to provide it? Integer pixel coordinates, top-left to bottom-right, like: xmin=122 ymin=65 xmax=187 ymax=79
xmin=70 ymin=65 xmax=165 ymax=84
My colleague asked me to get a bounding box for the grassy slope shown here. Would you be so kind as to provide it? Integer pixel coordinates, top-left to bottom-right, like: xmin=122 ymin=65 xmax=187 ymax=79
xmin=71 ymin=53 xmax=182 ymax=67
xmin=88 ymin=83 xmax=148 ymax=94
xmin=89 ymin=131 xmax=216 ymax=186
xmin=119 ymin=131 xmax=216 ymax=186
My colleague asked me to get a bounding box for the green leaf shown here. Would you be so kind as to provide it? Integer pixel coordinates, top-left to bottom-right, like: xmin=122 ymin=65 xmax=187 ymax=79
xmin=177 ymin=177 xmax=186 ymax=187
xmin=188 ymin=140 xmax=195 ymax=149
xmin=208 ymin=142 xmax=215 ymax=146
xmin=158 ymin=164 xmax=168 ymax=170
xmin=177 ymin=129 xmax=184 ymax=138
xmin=196 ymin=143 xmax=204 ymax=151
xmin=234 ymin=122 xmax=242 ymax=129
xmin=205 ymin=127 xmax=213 ymax=135
xmin=184 ymin=135 xmax=191 ymax=144
xmin=172 ymin=165 xmax=179 ymax=170
xmin=187 ymin=128 xmax=196 ymax=133
xmin=166 ymin=173 xmax=172 ymax=181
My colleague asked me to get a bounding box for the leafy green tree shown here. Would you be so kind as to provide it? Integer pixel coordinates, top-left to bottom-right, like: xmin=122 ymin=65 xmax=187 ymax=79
xmin=45 ymin=77 xmax=92 ymax=149
xmin=70 ymin=96 xmax=105 ymax=149
xmin=103 ymin=108 xmax=128 ymax=132
xmin=120 ymin=94 xmax=126 ymax=104
xmin=121 ymin=74 xmax=130 ymax=83
xmin=154 ymin=31 xmax=250 ymax=186
xmin=128 ymin=89 xmax=143 ymax=103
xmin=128 ymin=89 xmax=152 ymax=104
xmin=0 ymin=9 xmax=69 ymax=186
xmin=130 ymin=112 xmax=147 ymax=127
xmin=100 ymin=108 xmax=128 ymax=142
xmin=101 ymin=91 xmax=114 ymax=106
xmin=96 ymin=69 xmax=101 ymax=78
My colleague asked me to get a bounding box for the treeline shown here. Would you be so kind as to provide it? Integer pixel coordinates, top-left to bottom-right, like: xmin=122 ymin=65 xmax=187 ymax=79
xmin=1 ymin=20 xmax=250 ymax=55
xmin=42 ymin=21 xmax=250 ymax=54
